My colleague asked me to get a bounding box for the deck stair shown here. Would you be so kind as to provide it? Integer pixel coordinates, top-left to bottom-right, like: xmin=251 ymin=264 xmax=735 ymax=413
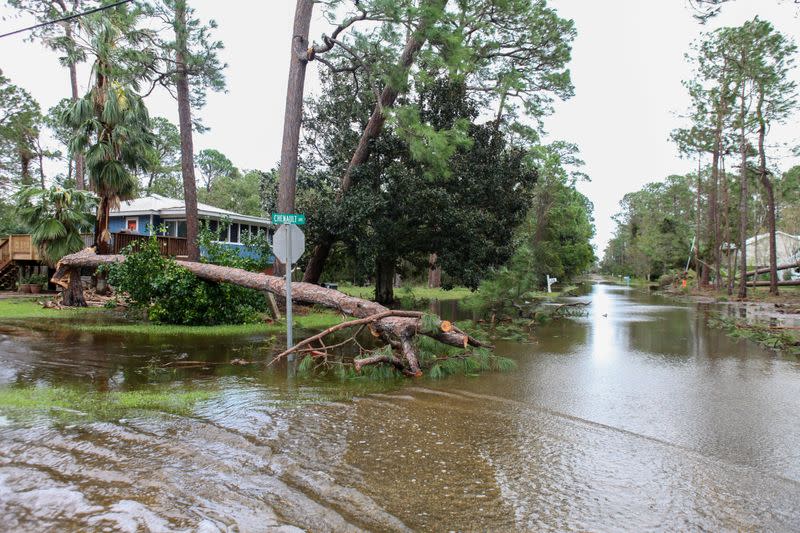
xmin=0 ymin=238 xmax=18 ymax=290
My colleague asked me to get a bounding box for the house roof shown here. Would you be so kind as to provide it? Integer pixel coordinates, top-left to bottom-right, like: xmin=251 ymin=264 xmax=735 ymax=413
xmin=112 ymin=194 xmax=271 ymax=225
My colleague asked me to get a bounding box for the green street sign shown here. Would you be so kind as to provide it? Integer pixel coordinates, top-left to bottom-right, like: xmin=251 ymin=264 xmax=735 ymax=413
xmin=271 ymin=213 xmax=306 ymax=225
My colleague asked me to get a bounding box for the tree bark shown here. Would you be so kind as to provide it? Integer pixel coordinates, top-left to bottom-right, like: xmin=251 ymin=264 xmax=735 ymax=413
xmin=175 ymin=0 xmax=200 ymax=261
xmin=375 ymin=257 xmax=395 ymax=305
xmin=427 ymin=253 xmax=441 ymax=288
xmin=695 ymin=156 xmax=702 ymax=288
xmin=275 ymin=0 xmax=313 ymax=277
xmin=54 ymin=0 xmax=85 ymax=190
xmin=722 ymin=160 xmax=734 ymax=296
xmin=302 ymin=0 xmax=444 ymax=283
xmin=51 ymin=264 xmax=86 ymax=306
xmin=736 ymin=78 xmax=748 ymax=300
xmin=756 ymin=87 xmax=778 ymax=295
xmin=94 ymin=196 xmax=111 ymax=254
xmin=52 ymin=249 xmax=487 ymax=369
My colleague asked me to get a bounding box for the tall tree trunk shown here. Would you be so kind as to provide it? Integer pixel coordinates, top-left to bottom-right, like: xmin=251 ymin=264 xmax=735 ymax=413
xmin=695 ymin=156 xmax=703 ymax=288
xmin=95 ymin=196 xmax=111 ymax=254
xmin=427 ymin=253 xmax=441 ymax=288
xmin=736 ymin=80 xmax=748 ymax=300
xmin=709 ymin=136 xmax=720 ymax=288
xmin=302 ymin=0 xmax=444 ymax=283
xmin=756 ymin=87 xmax=778 ymax=296
xmin=722 ymin=159 xmax=734 ymax=295
xmin=70 ymin=62 xmax=85 ymax=190
xmin=57 ymin=0 xmax=85 ymax=190
xmin=20 ymin=151 xmax=33 ymax=186
xmin=175 ymin=0 xmax=200 ymax=261
xmin=275 ymin=0 xmax=313 ymax=277
xmin=37 ymin=137 xmax=46 ymax=187
xmin=375 ymin=257 xmax=396 ymax=305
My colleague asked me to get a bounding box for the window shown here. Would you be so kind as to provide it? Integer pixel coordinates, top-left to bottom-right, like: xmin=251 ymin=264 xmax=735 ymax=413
xmin=164 ymin=220 xmax=178 ymax=236
xmin=177 ymin=220 xmax=187 ymax=238
xmin=126 ymin=218 xmax=138 ymax=232
xmin=230 ymin=223 xmax=239 ymax=243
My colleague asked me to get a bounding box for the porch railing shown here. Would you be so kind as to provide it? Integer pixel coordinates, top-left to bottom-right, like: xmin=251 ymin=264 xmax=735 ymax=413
xmin=111 ymin=232 xmax=188 ymax=258
xmin=0 ymin=238 xmax=9 ymax=267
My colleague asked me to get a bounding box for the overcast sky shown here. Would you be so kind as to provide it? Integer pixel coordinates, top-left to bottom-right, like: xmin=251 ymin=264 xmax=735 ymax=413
xmin=1 ymin=0 xmax=798 ymax=253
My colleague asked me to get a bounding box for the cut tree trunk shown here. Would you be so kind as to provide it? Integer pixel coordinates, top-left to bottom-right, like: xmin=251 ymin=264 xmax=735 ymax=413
xmin=53 ymin=249 xmax=487 ymax=375
xmin=175 ymin=0 xmax=200 ymax=262
xmin=51 ymin=263 xmax=86 ymax=307
xmin=302 ymin=0 xmax=445 ymax=283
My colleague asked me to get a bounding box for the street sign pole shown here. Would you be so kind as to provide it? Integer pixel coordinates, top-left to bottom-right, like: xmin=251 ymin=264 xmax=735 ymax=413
xmin=271 ymin=214 xmax=305 ymax=363
xmin=285 ymin=223 xmax=293 ymax=359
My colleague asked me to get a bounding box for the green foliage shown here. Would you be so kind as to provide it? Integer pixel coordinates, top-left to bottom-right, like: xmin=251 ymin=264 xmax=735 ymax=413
xmin=708 ymin=313 xmax=800 ymax=356
xmin=107 ymin=234 xmax=266 ymax=326
xmin=602 ymin=174 xmax=697 ymax=279
xmin=195 ymin=148 xmax=238 ymax=191
xmin=302 ymin=74 xmax=538 ymax=295
xmin=198 ymin=169 xmax=263 ymax=217
xmin=143 ymin=116 xmax=182 ymax=195
xmin=469 ymin=142 xmax=595 ymax=314
xmin=139 ymin=0 xmax=227 ymax=123
xmin=15 ymin=185 xmax=97 ymax=265
xmin=0 ymin=74 xmax=43 ymax=190
xmin=420 ymin=312 xmax=441 ymax=334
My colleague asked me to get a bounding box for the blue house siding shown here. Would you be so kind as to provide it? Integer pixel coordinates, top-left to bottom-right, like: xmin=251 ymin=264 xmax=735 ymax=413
xmin=108 ymin=215 xmax=154 ymax=234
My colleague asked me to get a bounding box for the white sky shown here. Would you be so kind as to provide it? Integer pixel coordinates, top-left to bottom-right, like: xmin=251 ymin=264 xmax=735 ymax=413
xmin=1 ymin=0 xmax=798 ymax=253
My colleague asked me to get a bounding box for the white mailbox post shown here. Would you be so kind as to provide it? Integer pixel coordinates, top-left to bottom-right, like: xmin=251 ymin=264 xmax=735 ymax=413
xmin=546 ymin=275 xmax=558 ymax=293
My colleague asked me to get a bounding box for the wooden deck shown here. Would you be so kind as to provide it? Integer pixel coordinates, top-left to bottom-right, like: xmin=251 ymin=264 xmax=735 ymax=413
xmin=1 ymin=233 xmax=188 ymax=291
xmin=0 ymin=235 xmax=41 ymax=263
xmin=1 ymin=233 xmax=188 ymax=265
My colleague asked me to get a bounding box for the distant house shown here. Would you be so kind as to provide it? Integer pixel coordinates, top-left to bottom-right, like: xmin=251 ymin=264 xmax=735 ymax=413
xmin=110 ymin=194 xmax=272 ymax=260
xmin=723 ymin=231 xmax=800 ymax=268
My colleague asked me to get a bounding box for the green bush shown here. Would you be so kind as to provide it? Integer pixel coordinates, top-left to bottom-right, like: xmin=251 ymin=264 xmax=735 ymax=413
xmin=107 ymin=234 xmax=267 ymax=326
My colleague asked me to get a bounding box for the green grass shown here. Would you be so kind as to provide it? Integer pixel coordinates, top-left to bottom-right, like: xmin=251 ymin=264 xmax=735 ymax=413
xmin=70 ymin=310 xmax=344 ymax=337
xmin=0 ymin=299 xmax=344 ymax=337
xmin=338 ymin=283 xmax=474 ymax=301
xmin=0 ymin=385 xmax=215 ymax=422
xmin=0 ymin=298 xmax=98 ymax=319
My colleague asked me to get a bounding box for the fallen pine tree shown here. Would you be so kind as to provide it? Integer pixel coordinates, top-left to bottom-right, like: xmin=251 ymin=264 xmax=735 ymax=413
xmin=51 ymin=249 xmax=491 ymax=377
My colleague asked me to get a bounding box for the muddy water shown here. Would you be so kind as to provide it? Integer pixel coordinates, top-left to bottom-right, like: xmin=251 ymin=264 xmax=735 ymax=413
xmin=1 ymin=283 xmax=800 ymax=531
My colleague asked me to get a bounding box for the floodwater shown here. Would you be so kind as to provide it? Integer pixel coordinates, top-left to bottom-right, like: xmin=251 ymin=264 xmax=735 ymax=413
xmin=1 ymin=283 xmax=800 ymax=531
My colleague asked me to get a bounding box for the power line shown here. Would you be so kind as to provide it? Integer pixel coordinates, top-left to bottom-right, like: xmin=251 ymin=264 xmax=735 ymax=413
xmin=0 ymin=0 xmax=134 ymax=40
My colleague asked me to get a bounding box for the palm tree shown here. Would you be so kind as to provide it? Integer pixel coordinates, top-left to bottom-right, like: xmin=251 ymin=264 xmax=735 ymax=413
xmin=16 ymin=186 xmax=97 ymax=266
xmin=63 ymin=16 xmax=152 ymax=254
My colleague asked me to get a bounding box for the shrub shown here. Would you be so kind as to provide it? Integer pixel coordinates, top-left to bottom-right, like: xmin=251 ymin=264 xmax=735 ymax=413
xmin=107 ymin=234 xmax=267 ymax=326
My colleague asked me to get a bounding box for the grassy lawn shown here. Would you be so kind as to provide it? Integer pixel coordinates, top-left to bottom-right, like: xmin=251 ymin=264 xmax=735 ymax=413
xmin=0 ymin=298 xmax=344 ymax=337
xmin=338 ymin=283 xmax=474 ymax=301
xmin=0 ymin=298 xmax=99 ymax=319
xmin=0 ymin=385 xmax=215 ymax=421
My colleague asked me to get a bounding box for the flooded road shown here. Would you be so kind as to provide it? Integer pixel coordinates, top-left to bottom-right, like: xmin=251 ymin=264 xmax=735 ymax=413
xmin=1 ymin=282 xmax=799 ymax=531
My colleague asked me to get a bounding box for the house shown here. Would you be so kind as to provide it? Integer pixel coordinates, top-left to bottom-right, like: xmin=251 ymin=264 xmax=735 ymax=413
xmin=110 ymin=194 xmax=273 ymax=260
xmin=723 ymin=231 xmax=800 ymax=268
